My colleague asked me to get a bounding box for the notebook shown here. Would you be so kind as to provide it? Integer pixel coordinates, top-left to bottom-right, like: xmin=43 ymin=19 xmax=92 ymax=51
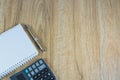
xmin=0 ymin=24 xmax=38 ymax=79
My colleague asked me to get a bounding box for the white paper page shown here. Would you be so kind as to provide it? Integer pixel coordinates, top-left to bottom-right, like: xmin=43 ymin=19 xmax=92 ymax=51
xmin=0 ymin=24 xmax=38 ymax=75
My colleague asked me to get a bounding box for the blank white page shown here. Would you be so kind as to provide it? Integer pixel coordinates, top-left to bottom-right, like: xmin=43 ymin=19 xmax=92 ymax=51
xmin=0 ymin=24 xmax=38 ymax=77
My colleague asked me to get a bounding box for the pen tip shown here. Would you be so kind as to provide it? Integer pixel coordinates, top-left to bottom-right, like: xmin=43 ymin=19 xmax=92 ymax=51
xmin=26 ymin=24 xmax=30 ymax=29
xmin=42 ymin=49 xmax=46 ymax=52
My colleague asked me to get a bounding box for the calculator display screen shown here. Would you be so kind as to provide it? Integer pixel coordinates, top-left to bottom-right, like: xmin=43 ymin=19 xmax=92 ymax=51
xmin=16 ymin=73 xmax=26 ymax=80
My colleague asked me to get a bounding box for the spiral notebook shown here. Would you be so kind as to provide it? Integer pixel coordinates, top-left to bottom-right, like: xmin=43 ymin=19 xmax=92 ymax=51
xmin=0 ymin=24 xmax=38 ymax=79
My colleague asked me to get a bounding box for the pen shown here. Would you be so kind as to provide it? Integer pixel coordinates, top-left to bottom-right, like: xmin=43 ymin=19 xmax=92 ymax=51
xmin=25 ymin=24 xmax=46 ymax=52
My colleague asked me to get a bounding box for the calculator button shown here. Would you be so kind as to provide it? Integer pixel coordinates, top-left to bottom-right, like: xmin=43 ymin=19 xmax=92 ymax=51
xmin=44 ymin=75 xmax=47 ymax=78
xmin=25 ymin=69 xmax=29 ymax=74
xmin=50 ymin=77 xmax=55 ymax=80
xmin=30 ymin=78 xmax=33 ymax=80
xmin=39 ymin=77 xmax=43 ymax=80
xmin=38 ymin=64 xmax=46 ymax=71
xmin=39 ymin=60 xmax=43 ymax=64
xmin=37 ymin=73 xmax=41 ymax=77
xmin=34 ymin=68 xmax=39 ymax=73
xmin=35 ymin=62 xmax=40 ymax=66
xmin=47 ymin=72 xmax=51 ymax=76
xmin=32 ymin=64 xmax=36 ymax=69
xmin=28 ymin=73 xmax=31 ymax=77
xmin=33 ymin=75 xmax=37 ymax=79
xmin=28 ymin=67 xmax=32 ymax=71
xmin=31 ymin=71 xmax=35 ymax=76
xmin=41 ymin=70 xmax=45 ymax=74
xmin=38 ymin=66 xmax=42 ymax=71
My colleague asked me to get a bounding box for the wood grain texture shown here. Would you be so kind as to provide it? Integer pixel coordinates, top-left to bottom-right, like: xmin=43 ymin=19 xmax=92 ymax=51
xmin=0 ymin=0 xmax=120 ymax=80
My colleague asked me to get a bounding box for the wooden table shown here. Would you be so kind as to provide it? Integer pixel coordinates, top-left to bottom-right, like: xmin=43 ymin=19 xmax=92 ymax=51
xmin=1 ymin=0 xmax=120 ymax=80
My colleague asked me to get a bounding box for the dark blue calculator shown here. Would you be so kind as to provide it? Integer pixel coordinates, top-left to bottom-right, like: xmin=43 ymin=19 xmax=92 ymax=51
xmin=10 ymin=59 xmax=56 ymax=80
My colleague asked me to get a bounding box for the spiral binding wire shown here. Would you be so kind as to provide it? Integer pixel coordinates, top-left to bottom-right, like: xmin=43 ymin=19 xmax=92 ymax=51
xmin=0 ymin=52 xmax=38 ymax=79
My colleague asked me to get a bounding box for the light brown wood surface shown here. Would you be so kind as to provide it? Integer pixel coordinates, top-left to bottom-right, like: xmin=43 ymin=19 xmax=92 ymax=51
xmin=0 ymin=0 xmax=120 ymax=80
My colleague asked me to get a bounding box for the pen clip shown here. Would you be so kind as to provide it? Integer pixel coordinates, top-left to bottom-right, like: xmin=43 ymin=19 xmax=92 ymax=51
xmin=25 ymin=24 xmax=46 ymax=52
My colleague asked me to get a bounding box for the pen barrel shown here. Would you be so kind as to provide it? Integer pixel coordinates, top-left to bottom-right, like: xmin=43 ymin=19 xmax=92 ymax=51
xmin=34 ymin=37 xmax=46 ymax=52
xmin=26 ymin=24 xmax=46 ymax=52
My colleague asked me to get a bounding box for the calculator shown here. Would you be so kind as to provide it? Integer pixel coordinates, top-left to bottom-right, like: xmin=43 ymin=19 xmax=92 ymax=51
xmin=10 ymin=59 xmax=56 ymax=80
